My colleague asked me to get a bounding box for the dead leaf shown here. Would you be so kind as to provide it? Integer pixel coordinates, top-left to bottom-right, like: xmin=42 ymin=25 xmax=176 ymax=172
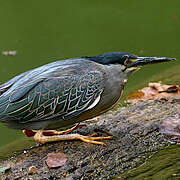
xmin=160 ymin=117 xmax=180 ymax=144
xmin=46 ymin=152 xmax=67 ymax=168
xmin=127 ymin=82 xmax=180 ymax=104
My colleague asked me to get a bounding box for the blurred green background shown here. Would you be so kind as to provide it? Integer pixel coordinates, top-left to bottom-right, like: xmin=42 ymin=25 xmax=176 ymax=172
xmin=0 ymin=0 xmax=179 ymax=148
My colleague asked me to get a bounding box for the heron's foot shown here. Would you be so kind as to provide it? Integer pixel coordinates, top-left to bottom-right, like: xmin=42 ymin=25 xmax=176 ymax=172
xmin=23 ymin=123 xmax=82 ymax=137
xmin=34 ymin=130 xmax=112 ymax=146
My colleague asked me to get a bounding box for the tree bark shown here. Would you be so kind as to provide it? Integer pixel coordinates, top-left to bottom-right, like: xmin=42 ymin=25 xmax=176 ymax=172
xmin=0 ymin=98 xmax=179 ymax=180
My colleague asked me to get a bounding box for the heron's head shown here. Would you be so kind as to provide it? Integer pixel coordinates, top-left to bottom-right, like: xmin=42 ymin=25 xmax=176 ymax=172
xmin=85 ymin=52 xmax=176 ymax=74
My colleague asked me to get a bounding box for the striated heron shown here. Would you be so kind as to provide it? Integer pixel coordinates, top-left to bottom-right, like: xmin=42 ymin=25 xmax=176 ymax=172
xmin=0 ymin=52 xmax=175 ymax=145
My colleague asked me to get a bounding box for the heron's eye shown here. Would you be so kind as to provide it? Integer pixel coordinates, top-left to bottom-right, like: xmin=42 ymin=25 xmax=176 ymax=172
xmin=124 ymin=59 xmax=131 ymax=66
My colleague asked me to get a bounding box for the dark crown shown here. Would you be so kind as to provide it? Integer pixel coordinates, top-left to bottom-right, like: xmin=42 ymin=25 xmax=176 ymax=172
xmin=82 ymin=52 xmax=137 ymax=65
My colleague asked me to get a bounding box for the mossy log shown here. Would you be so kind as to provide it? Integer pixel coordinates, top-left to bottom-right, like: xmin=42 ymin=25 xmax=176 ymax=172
xmin=0 ymin=98 xmax=179 ymax=180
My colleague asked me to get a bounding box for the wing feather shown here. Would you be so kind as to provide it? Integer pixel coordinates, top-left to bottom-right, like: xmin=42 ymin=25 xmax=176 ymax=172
xmin=1 ymin=71 xmax=104 ymax=124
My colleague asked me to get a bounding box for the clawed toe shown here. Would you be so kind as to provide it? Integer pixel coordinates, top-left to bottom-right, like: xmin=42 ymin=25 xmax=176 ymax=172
xmin=33 ymin=130 xmax=112 ymax=145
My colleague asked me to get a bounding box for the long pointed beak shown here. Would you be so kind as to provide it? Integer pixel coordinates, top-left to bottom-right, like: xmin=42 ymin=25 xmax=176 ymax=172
xmin=128 ymin=57 xmax=176 ymax=68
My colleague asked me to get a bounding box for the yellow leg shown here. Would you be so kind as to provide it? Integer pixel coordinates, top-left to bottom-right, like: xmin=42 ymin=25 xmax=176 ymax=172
xmin=34 ymin=130 xmax=112 ymax=146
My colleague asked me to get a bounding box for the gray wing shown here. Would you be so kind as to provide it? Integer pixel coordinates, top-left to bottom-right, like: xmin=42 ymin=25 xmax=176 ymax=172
xmin=0 ymin=71 xmax=30 ymax=96
xmin=0 ymin=71 xmax=104 ymax=124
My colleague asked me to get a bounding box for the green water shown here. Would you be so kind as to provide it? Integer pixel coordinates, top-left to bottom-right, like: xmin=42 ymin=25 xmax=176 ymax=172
xmin=0 ymin=0 xmax=179 ymax=148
